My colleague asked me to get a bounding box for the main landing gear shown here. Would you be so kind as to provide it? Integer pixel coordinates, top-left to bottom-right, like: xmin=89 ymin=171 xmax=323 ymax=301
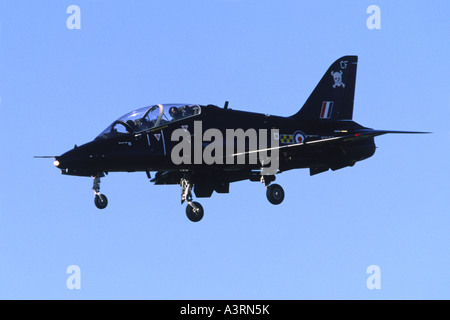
xmin=177 ymin=175 xmax=285 ymax=223
xmin=261 ymin=175 xmax=285 ymax=205
xmin=93 ymin=175 xmax=108 ymax=209
xmin=181 ymin=177 xmax=204 ymax=222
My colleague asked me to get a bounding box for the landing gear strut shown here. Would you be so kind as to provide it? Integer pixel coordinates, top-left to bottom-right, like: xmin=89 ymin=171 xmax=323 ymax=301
xmin=181 ymin=177 xmax=204 ymax=222
xmin=261 ymin=175 xmax=285 ymax=205
xmin=93 ymin=176 xmax=108 ymax=209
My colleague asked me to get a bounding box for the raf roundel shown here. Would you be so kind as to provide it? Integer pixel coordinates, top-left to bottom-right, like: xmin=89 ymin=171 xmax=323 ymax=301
xmin=293 ymin=131 xmax=306 ymax=144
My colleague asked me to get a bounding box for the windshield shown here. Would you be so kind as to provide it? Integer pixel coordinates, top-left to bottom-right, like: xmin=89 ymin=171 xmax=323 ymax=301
xmin=96 ymin=104 xmax=201 ymax=139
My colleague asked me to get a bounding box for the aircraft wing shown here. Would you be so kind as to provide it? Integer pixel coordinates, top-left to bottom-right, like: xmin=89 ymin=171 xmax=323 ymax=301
xmin=231 ymin=129 xmax=430 ymax=157
xmin=150 ymin=129 xmax=430 ymax=185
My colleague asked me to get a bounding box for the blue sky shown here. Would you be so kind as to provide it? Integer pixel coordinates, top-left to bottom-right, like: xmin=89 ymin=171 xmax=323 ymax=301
xmin=0 ymin=0 xmax=448 ymax=299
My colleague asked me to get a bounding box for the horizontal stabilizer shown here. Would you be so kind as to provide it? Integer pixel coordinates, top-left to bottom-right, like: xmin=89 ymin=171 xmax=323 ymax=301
xmin=355 ymin=129 xmax=432 ymax=135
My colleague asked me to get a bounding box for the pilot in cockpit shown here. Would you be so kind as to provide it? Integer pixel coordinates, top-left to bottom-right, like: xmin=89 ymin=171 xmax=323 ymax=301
xmin=181 ymin=105 xmax=194 ymax=117
xmin=169 ymin=106 xmax=183 ymax=120
xmin=134 ymin=118 xmax=151 ymax=131
xmin=126 ymin=120 xmax=136 ymax=133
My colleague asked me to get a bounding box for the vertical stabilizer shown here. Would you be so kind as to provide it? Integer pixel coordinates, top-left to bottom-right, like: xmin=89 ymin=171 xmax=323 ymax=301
xmin=292 ymin=56 xmax=358 ymax=121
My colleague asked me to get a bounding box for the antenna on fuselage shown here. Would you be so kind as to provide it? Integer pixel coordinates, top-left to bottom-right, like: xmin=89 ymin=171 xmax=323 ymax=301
xmin=224 ymin=101 xmax=229 ymax=110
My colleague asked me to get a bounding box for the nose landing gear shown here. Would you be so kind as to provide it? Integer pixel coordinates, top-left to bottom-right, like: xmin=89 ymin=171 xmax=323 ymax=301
xmin=181 ymin=177 xmax=204 ymax=222
xmin=93 ymin=175 xmax=108 ymax=209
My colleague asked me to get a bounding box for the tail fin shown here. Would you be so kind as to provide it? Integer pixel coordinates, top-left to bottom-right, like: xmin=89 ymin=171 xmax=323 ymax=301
xmin=292 ymin=55 xmax=358 ymax=121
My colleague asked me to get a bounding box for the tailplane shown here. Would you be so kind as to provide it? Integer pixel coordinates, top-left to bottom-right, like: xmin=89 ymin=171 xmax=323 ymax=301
xmin=292 ymin=55 xmax=358 ymax=121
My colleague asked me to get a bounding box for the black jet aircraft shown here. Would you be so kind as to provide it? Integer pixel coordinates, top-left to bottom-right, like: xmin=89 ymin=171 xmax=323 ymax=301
xmin=37 ymin=56 xmax=427 ymax=222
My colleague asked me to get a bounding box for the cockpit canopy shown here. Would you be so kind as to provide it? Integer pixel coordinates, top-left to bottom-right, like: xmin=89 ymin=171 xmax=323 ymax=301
xmin=96 ymin=104 xmax=201 ymax=139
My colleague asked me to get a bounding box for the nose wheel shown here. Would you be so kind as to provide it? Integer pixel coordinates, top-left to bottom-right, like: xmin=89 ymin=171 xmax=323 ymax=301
xmin=94 ymin=193 xmax=108 ymax=209
xmin=93 ymin=176 xmax=108 ymax=209
xmin=181 ymin=177 xmax=204 ymax=222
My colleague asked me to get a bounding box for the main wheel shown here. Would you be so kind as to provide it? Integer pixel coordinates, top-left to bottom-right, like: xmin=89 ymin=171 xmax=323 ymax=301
xmin=186 ymin=202 xmax=204 ymax=222
xmin=266 ymin=184 xmax=285 ymax=205
xmin=94 ymin=194 xmax=108 ymax=209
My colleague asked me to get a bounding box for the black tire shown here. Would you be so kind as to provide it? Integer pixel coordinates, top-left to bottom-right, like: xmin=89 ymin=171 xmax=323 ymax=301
xmin=266 ymin=184 xmax=285 ymax=205
xmin=186 ymin=202 xmax=204 ymax=222
xmin=94 ymin=194 xmax=108 ymax=209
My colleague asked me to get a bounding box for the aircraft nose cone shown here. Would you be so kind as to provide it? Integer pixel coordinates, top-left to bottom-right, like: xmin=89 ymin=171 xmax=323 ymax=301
xmin=55 ymin=143 xmax=101 ymax=177
xmin=55 ymin=147 xmax=78 ymax=170
xmin=56 ymin=149 xmax=78 ymax=170
xmin=54 ymin=154 xmax=69 ymax=170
